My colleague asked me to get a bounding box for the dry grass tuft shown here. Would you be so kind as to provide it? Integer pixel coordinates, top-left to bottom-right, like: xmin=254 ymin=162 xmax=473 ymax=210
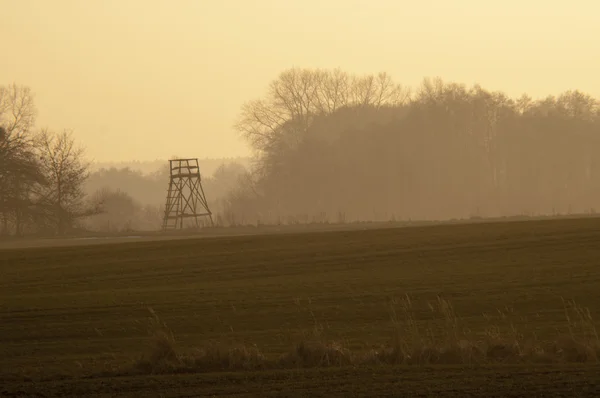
xmin=134 ymin=308 xmax=181 ymax=374
xmin=552 ymin=335 xmax=598 ymax=363
xmin=185 ymin=342 xmax=267 ymax=372
xmin=278 ymin=339 xmax=353 ymax=368
xmin=130 ymin=298 xmax=600 ymax=375
xmin=357 ymin=295 xmax=600 ymax=367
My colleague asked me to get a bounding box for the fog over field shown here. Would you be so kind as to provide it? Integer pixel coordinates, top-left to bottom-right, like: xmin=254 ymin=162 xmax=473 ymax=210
xmin=4 ymin=68 xmax=600 ymax=234
xmin=2 ymin=0 xmax=600 ymax=236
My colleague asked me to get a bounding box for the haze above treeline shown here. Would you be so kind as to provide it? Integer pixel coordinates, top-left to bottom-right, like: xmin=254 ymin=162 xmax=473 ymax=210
xmin=2 ymin=1 xmax=599 ymax=162
xmin=3 ymin=67 xmax=600 ymax=236
xmin=89 ymin=158 xmax=251 ymax=177
xmin=2 ymin=1 xmax=600 ymax=235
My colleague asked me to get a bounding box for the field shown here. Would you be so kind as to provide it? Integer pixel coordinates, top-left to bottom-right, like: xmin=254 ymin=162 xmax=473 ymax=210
xmin=1 ymin=217 xmax=600 ymax=396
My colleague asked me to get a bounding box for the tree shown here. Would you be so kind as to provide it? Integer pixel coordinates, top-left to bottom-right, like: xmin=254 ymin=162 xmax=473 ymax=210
xmin=228 ymin=69 xmax=600 ymax=224
xmin=235 ymin=68 xmax=409 ymax=154
xmin=85 ymin=167 xmax=166 ymax=208
xmin=35 ymin=129 xmax=93 ymax=234
xmin=0 ymin=84 xmax=36 ymax=137
xmin=0 ymin=136 xmax=45 ymax=236
xmin=351 ymin=72 xmax=410 ymax=107
xmin=84 ymin=188 xmax=141 ymax=232
xmin=0 ymin=84 xmax=42 ymax=236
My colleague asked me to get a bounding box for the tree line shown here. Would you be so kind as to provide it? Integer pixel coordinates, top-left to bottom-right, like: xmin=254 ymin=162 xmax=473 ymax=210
xmin=83 ymin=162 xmax=247 ymax=232
xmin=0 ymin=84 xmax=97 ymax=236
xmin=0 ymin=82 xmax=249 ymax=236
xmin=5 ymin=69 xmax=600 ymax=235
xmin=224 ymin=68 xmax=600 ymax=224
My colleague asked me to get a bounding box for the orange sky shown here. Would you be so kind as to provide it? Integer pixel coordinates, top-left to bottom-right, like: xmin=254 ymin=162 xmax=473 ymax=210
xmin=2 ymin=0 xmax=599 ymax=161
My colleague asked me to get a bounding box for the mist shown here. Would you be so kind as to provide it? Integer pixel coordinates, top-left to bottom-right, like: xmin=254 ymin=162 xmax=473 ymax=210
xmin=2 ymin=1 xmax=600 ymax=236
xmin=223 ymin=70 xmax=600 ymax=224
xmin=82 ymin=159 xmax=249 ymax=232
xmin=2 ymin=1 xmax=599 ymax=162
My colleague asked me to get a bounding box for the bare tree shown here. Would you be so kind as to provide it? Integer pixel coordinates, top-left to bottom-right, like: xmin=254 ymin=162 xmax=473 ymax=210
xmin=0 ymin=84 xmax=41 ymax=235
xmin=314 ymin=68 xmax=350 ymax=114
xmin=0 ymin=85 xmax=37 ymax=174
xmin=84 ymin=188 xmax=140 ymax=232
xmin=35 ymin=129 xmax=93 ymax=234
xmin=236 ymin=68 xmax=409 ymax=154
xmin=0 ymin=84 xmax=36 ymax=136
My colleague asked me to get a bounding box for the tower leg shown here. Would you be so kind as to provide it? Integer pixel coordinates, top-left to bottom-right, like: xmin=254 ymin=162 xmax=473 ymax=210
xmin=162 ymin=158 xmax=214 ymax=231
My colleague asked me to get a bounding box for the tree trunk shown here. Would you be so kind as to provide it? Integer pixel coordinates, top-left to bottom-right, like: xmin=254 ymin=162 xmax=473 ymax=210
xmin=57 ymin=204 xmax=65 ymax=235
xmin=0 ymin=211 xmax=7 ymax=236
xmin=0 ymin=190 xmax=6 ymax=236
xmin=15 ymin=207 xmax=21 ymax=237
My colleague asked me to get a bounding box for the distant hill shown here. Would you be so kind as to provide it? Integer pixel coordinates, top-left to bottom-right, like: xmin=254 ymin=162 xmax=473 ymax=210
xmin=90 ymin=157 xmax=252 ymax=177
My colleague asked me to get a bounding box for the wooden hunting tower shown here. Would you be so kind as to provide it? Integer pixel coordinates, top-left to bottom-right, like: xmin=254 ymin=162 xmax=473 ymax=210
xmin=162 ymin=158 xmax=213 ymax=231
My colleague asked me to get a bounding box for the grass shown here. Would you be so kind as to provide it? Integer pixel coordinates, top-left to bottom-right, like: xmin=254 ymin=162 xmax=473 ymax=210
xmin=130 ymin=295 xmax=599 ymax=375
xmin=2 ymin=217 xmax=600 ymax=395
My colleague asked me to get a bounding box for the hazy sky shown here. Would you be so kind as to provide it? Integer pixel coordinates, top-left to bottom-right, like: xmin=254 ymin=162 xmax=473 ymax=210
xmin=2 ymin=0 xmax=599 ymax=162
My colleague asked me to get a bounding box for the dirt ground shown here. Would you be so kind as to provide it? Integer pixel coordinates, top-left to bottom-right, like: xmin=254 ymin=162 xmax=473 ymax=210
xmin=1 ymin=217 xmax=600 ymax=396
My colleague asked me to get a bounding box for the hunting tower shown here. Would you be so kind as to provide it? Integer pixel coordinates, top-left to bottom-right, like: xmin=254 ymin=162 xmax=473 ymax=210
xmin=162 ymin=158 xmax=213 ymax=231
